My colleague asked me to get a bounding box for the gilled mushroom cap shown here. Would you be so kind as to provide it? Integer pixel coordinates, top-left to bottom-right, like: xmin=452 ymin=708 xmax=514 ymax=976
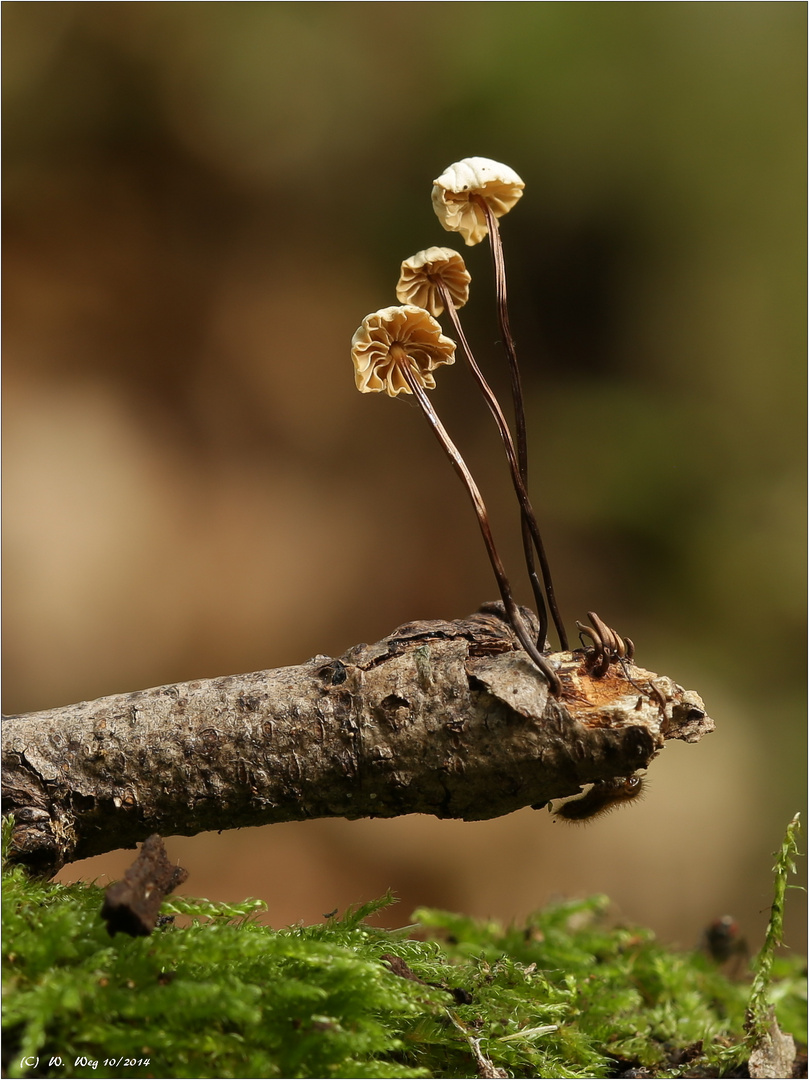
xmin=432 ymin=157 xmax=524 ymax=245
xmin=351 ymin=305 xmax=456 ymax=397
xmin=395 ymin=247 xmax=471 ymax=317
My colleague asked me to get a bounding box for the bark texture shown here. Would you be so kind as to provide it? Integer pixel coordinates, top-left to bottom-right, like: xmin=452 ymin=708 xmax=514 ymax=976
xmin=2 ymin=604 xmax=713 ymax=877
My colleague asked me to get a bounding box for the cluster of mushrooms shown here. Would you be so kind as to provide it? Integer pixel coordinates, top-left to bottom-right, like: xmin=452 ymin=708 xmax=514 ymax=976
xmin=351 ymin=157 xmax=569 ymax=696
xmin=348 ymin=158 xmax=710 ymax=824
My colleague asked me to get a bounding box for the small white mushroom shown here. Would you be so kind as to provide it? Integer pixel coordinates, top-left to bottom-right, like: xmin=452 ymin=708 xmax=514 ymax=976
xmin=395 ymin=247 xmax=471 ymax=317
xmin=349 ymin=301 xmax=560 ymax=694
xmin=432 ymin=157 xmax=525 ymax=245
xmin=351 ymin=305 xmax=456 ymax=397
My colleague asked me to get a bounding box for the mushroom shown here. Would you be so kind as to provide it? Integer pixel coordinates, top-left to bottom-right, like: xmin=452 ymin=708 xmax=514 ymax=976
xmin=352 ymin=304 xmax=456 ymax=396
xmin=432 ymin=158 xmax=568 ymax=650
xmin=431 ymin=157 xmax=525 ymax=247
xmin=396 ymin=247 xmax=470 ymax=317
xmin=396 ymin=248 xmax=559 ymax=648
xmin=351 ymin=304 xmax=561 ymax=695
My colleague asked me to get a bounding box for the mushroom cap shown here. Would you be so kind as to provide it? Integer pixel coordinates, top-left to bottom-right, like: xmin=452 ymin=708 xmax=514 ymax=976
xmin=351 ymin=305 xmax=456 ymax=397
xmin=432 ymin=157 xmax=525 ymax=245
xmin=395 ymin=247 xmax=471 ymax=317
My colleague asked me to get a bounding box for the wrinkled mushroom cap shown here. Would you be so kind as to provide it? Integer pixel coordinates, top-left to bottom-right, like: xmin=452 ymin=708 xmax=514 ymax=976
xmin=432 ymin=157 xmax=525 ymax=245
xmin=351 ymin=305 xmax=456 ymax=397
xmin=395 ymin=247 xmax=471 ymax=317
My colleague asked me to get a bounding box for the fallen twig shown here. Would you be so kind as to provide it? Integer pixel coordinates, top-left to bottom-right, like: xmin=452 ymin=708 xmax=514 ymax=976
xmin=3 ymin=603 xmax=713 ymax=877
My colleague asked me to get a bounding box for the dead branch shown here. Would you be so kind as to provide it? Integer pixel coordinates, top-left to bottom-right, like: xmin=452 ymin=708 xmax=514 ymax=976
xmin=2 ymin=603 xmax=713 ymax=877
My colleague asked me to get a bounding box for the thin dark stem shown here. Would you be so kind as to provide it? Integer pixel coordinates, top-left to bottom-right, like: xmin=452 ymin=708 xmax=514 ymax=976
xmin=436 ymin=279 xmax=550 ymax=649
xmin=400 ymin=362 xmax=562 ymax=696
xmin=473 ymin=194 xmax=569 ymax=650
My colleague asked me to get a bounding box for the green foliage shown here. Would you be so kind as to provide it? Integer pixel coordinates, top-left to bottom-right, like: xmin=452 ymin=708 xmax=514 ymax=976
xmin=3 ymin=820 xmax=805 ymax=1079
xmin=747 ymin=812 xmax=803 ymax=1035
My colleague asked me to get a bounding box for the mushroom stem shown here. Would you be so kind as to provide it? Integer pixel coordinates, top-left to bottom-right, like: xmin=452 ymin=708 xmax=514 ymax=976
xmin=398 ymin=360 xmax=562 ymax=696
xmin=472 ymin=194 xmax=568 ymax=651
xmin=435 ymin=278 xmax=550 ymax=649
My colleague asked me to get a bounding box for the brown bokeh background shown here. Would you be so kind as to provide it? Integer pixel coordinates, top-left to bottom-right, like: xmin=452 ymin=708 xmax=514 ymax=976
xmin=4 ymin=3 xmax=805 ymax=953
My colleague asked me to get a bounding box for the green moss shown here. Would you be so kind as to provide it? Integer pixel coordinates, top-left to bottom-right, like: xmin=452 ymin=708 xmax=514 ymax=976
xmin=3 ymin=819 xmax=805 ymax=1079
xmin=747 ymin=813 xmax=803 ymax=1034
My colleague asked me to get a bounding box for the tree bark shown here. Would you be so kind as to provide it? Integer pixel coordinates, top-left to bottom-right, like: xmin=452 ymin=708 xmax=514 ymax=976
xmin=2 ymin=603 xmax=713 ymax=877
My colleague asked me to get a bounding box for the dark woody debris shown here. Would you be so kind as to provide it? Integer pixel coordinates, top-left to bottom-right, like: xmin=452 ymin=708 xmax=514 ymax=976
xmin=101 ymin=834 xmax=188 ymax=937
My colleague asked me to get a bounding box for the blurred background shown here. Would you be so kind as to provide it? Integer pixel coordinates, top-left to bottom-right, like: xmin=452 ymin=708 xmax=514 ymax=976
xmin=4 ymin=2 xmax=805 ymax=954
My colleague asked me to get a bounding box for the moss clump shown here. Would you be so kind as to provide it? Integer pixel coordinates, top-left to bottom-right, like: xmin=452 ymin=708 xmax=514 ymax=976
xmin=2 ymin=819 xmax=805 ymax=1079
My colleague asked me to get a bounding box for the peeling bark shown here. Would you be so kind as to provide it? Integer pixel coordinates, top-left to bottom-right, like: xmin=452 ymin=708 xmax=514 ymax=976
xmin=2 ymin=603 xmax=713 ymax=877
